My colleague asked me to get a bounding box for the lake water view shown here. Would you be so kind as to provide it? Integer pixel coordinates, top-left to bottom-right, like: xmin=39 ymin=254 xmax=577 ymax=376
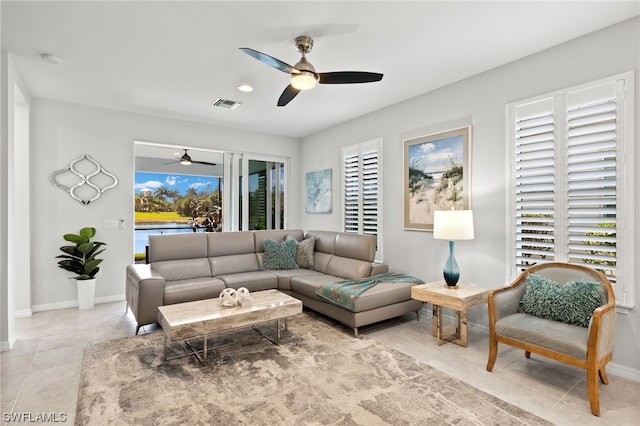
xmin=135 ymin=223 xmax=192 ymax=254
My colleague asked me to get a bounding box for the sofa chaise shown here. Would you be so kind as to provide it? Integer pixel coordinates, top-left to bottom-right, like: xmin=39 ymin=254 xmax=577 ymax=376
xmin=126 ymin=229 xmax=423 ymax=336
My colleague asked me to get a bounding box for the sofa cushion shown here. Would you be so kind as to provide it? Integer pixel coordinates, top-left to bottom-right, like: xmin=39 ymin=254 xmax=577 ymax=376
xmin=286 ymin=235 xmax=315 ymax=269
xmin=518 ymin=274 xmax=605 ymax=327
xmin=263 ymin=239 xmax=298 ymax=270
xmin=216 ymin=271 xmax=278 ymax=292
xmin=290 ymin=274 xmax=346 ymax=301
xmin=163 ymin=277 xmax=226 ymax=305
xmin=269 ymin=269 xmax=323 ymax=291
xmin=351 ymin=281 xmax=419 ymax=313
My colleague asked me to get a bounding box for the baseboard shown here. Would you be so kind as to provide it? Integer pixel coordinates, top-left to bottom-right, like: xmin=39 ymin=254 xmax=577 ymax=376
xmin=15 ymin=308 xmax=33 ymax=318
xmin=606 ymin=363 xmax=640 ymax=382
xmin=0 ymin=340 xmax=11 ymax=352
xmin=30 ymin=294 xmax=126 ymax=313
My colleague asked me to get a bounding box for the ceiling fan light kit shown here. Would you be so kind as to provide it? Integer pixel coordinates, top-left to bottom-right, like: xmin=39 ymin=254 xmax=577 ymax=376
xmin=291 ymin=71 xmax=318 ymax=90
xmin=240 ymin=35 xmax=383 ymax=106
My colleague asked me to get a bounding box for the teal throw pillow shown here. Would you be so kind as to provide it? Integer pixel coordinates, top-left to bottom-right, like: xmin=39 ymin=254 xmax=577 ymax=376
xmin=263 ymin=238 xmax=298 ymax=270
xmin=286 ymin=235 xmax=315 ymax=269
xmin=518 ymin=273 xmax=605 ymax=327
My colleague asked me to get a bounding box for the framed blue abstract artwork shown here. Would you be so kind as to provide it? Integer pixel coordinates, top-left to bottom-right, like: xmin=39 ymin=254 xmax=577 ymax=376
xmin=306 ymin=169 xmax=332 ymax=214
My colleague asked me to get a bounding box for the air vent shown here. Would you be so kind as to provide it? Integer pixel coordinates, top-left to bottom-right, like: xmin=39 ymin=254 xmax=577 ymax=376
xmin=211 ymin=98 xmax=242 ymax=110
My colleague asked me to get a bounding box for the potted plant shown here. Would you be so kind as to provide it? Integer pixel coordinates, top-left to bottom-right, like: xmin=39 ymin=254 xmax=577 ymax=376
xmin=57 ymin=227 xmax=106 ymax=309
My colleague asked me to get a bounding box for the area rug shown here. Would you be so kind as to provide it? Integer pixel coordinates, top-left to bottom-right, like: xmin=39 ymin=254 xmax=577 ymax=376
xmin=76 ymin=313 xmax=552 ymax=425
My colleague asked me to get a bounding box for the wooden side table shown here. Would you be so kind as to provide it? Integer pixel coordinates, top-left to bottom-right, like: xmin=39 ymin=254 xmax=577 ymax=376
xmin=411 ymin=281 xmax=488 ymax=347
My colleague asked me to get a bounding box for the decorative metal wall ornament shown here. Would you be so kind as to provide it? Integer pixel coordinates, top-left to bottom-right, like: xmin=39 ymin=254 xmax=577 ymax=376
xmin=50 ymin=155 xmax=118 ymax=205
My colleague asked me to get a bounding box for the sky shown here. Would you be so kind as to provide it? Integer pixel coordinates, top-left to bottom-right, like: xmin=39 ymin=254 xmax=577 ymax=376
xmin=135 ymin=171 xmax=220 ymax=195
xmin=408 ymin=135 xmax=463 ymax=173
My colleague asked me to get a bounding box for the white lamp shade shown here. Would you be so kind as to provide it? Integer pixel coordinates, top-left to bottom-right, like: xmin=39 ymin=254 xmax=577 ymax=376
xmin=433 ymin=210 xmax=474 ymax=240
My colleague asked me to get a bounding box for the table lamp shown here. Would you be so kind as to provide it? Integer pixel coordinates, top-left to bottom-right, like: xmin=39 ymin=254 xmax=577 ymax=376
xmin=433 ymin=210 xmax=474 ymax=289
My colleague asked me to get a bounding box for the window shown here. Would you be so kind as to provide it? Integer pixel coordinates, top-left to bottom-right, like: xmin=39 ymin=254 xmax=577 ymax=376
xmin=508 ymin=72 xmax=634 ymax=308
xmin=342 ymin=138 xmax=383 ymax=262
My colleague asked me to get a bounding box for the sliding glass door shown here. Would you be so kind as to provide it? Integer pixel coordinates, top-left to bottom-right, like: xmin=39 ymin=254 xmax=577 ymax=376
xmin=223 ymin=153 xmax=288 ymax=231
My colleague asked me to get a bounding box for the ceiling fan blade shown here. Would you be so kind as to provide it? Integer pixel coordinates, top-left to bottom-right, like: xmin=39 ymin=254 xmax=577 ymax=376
xmin=277 ymin=85 xmax=301 ymax=107
xmin=162 ymin=160 xmax=178 ymax=165
xmin=318 ymin=71 xmax=383 ymax=84
xmin=239 ymin=48 xmax=297 ymax=74
xmin=191 ymin=160 xmax=217 ymax=166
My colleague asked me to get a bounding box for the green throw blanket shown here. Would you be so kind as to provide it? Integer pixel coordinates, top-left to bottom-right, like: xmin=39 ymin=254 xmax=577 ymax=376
xmin=315 ymin=272 xmax=425 ymax=311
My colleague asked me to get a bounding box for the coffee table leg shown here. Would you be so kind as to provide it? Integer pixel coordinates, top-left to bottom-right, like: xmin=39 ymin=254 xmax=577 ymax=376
xmin=203 ymin=334 xmax=208 ymax=361
xmin=432 ymin=304 xmax=439 ymax=337
xmin=164 ymin=334 xmax=168 ymax=361
xmin=276 ymin=319 xmax=281 ymax=345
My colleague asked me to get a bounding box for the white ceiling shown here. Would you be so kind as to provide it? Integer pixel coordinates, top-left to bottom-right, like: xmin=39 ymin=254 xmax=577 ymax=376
xmin=2 ymin=1 xmax=638 ymax=140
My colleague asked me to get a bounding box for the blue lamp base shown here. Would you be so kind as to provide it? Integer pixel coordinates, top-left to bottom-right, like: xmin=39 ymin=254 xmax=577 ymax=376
xmin=443 ymin=240 xmax=460 ymax=289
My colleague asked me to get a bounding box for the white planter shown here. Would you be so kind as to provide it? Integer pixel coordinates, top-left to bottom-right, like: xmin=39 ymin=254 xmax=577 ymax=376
xmin=77 ymin=278 xmax=96 ymax=310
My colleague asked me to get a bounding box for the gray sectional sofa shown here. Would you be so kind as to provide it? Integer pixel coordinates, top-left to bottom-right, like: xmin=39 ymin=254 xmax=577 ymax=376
xmin=125 ymin=229 xmax=423 ymax=336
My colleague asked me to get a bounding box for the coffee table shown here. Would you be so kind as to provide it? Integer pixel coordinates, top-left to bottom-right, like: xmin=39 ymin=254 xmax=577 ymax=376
xmin=157 ymin=289 xmax=302 ymax=363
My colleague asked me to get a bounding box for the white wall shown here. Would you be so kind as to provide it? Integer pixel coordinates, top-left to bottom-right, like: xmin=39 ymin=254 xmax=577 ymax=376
xmin=300 ymin=18 xmax=640 ymax=378
xmin=28 ymin=99 xmax=301 ymax=311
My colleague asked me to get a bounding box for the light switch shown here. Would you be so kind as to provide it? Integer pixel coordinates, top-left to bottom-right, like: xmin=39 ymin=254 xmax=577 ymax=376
xmin=104 ymin=220 xmax=119 ymax=230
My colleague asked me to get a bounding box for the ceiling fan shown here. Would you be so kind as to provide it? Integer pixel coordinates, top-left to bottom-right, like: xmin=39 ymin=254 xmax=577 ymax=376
xmin=164 ymin=149 xmax=217 ymax=166
xmin=240 ymin=35 xmax=383 ymax=107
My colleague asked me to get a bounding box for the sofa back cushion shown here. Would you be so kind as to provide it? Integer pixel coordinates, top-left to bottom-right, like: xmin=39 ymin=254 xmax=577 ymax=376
xmin=209 ymin=254 xmax=260 ymax=275
xmin=148 ymin=233 xmax=208 ymax=262
xmin=306 ymin=230 xmax=336 ymax=255
xmin=305 ymin=230 xmax=375 ymax=279
xmin=207 ymin=231 xmax=255 ymax=257
xmin=152 ymin=258 xmax=212 ymax=282
xmin=325 ymin=257 xmax=373 ymax=280
xmin=335 ymin=232 xmax=376 ymax=262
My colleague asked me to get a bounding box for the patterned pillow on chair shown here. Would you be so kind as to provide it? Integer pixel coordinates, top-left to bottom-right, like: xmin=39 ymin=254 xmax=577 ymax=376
xmin=518 ymin=273 xmax=605 ymax=327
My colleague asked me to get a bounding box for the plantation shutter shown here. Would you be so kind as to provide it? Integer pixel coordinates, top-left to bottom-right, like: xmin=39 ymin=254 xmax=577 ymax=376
xmin=566 ymin=83 xmax=618 ymax=281
xmin=343 ymin=147 xmax=360 ymax=233
xmin=342 ymin=139 xmax=383 ymax=262
xmin=361 ymin=142 xmax=379 ymax=237
xmin=509 ymin=73 xmax=634 ymax=307
xmin=514 ymin=98 xmax=556 ymax=272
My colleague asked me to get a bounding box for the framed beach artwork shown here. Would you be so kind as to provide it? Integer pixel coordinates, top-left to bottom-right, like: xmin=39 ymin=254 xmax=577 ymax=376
xmin=403 ymin=126 xmax=471 ymax=231
xmin=306 ymin=168 xmax=332 ymax=214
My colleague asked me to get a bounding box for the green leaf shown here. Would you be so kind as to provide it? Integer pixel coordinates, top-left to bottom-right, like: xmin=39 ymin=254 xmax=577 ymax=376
xmin=79 ymin=227 xmax=96 ymax=240
xmin=84 ymin=259 xmax=103 ymax=273
xmin=63 ymin=233 xmax=84 ymax=244
xmin=77 ymin=242 xmax=94 ymax=255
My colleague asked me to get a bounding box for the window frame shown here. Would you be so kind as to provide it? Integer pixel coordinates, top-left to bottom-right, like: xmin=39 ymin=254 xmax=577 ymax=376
xmin=507 ymin=71 xmax=635 ymax=308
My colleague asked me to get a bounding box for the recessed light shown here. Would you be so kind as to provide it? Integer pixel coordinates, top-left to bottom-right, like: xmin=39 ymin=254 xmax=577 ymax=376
xmin=237 ymin=84 xmax=253 ymax=93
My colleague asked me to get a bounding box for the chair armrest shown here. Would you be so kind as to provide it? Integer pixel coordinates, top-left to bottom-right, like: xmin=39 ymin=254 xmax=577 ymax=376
xmin=588 ymin=301 xmax=617 ymax=360
xmin=488 ymin=278 xmax=528 ymax=323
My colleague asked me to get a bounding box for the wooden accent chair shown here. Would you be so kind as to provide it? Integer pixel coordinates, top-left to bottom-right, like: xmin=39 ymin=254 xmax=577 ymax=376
xmin=486 ymin=262 xmax=616 ymax=416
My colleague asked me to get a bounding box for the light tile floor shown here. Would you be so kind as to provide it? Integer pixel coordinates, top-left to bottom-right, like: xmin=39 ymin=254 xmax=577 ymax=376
xmin=1 ymin=301 xmax=639 ymax=425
